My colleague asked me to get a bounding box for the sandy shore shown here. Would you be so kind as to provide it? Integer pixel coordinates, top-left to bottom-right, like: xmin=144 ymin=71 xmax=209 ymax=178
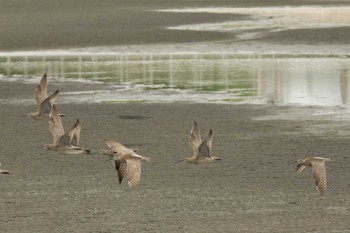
xmin=1 ymin=80 xmax=350 ymax=232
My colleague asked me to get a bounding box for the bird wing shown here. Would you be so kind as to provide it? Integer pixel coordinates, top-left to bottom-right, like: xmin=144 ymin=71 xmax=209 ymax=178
xmin=115 ymin=159 xmax=127 ymax=184
xmin=189 ymin=121 xmax=202 ymax=156
xmin=106 ymin=139 xmax=126 ymax=149
xmin=58 ymin=133 xmax=70 ymax=147
xmin=126 ymin=158 xmax=142 ymax=188
xmin=311 ymin=161 xmax=327 ymax=195
xmin=40 ymin=90 xmax=59 ymax=116
xmin=206 ymin=129 xmax=213 ymax=153
xmin=198 ymin=140 xmax=210 ymax=159
xmin=70 ymin=119 xmax=81 ymax=146
xmin=294 ymin=164 xmax=306 ymax=175
xmin=49 ymin=105 xmax=65 ymax=145
xmin=35 ymin=73 xmax=48 ymax=110
xmin=60 ymin=119 xmax=81 ymax=146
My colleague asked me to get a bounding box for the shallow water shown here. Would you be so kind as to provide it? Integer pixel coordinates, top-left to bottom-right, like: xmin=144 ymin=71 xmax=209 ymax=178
xmin=0 ymin=53 xmax=349 ymax=105
xmin=161 ymin=6 xmax=350 ymax=39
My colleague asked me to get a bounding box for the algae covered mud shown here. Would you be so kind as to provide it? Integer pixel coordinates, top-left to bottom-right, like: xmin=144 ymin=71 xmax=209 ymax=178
xmin=1 ymin=53 xmax=350 ymax=105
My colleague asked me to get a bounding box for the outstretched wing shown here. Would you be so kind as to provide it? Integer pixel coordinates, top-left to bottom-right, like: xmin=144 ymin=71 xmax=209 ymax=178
xmin=35 ymin=73 xmax=48 ymax=110
xmin=126 ymin=158 xmax=142 ymax=188
xmin=59 ymin=119 xmax=81 ymax=147
xmin=69 ymin=119 xmax=81 ymax=146
xmin=194 ymin=129 xmax=214 ymax=160
xmin=311 ymin=161 xmax=327 ymax=195
xmin=206 ymin=129 xmax=213 ymax=153
xmin=294 ymin=164 xmax=306 ymax=176
xmin=106 ymin=139 xmax=127 ymax=150
xmin=49 ymin=105 xmax=65 ymax=145
xmin=115 ymin=159 xmax=127 ymax=184
xmin=198 ymin=140 xmax=210 ymax=159
xmin=189 ymin=121 xmax=202 ymax=156
xmin=40 ymin=89 xmax=59 ymax=116
xmin=198 ymin=130 xmax=215 ymax=159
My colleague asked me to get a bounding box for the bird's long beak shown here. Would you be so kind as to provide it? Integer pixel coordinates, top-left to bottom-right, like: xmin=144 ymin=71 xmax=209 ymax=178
xmin=103 ymin=157 xmax=116 ymax=169
xmin=99 ymin=150 xmax=106 ymax=154
xmin=104 ymin=157 xmax=113 ymax=163
xmin=175 ymin=159 xmax=185 ymax=164
xmin=287 ymin=161 xmax=297 ymax=166
xmin=18 ymin=114 xmax=27 ymax=119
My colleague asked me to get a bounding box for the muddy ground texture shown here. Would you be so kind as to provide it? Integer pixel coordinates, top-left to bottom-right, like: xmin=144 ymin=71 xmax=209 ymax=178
xmin=0 ymin=0 xmax=349 ymax=51
xmin=0 ymin=81 xmax=350 ymax=232
xmin=1 ymin=0 xmax=350 ymax=232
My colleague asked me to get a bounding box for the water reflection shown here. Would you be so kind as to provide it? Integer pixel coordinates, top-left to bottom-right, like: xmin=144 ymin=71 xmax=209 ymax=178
xmin=256 ymin=58 xmax=350 ymax=106
xmin=0 ymin=53 xmax=349 ymax=105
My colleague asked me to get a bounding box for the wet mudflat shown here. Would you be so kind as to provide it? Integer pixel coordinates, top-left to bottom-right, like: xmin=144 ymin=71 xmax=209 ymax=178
xmin=1 ymin=81 xmax=350 ymax=232
xmin=0 ymin=0 xmax=349 ymax=52
xmin=1 ymin=0 xmax=350 ymax=232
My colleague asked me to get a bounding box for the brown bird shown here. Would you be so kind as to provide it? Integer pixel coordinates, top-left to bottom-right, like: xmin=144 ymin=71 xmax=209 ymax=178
xmin=45 ymin=105 xmax=91 ymax=155
xmin=295 ymin=157 xmax=332 ymax=195
xmin=99 ymin=139 xmax=139 ymax=158
xmin=26 ymin=73 xmax=65 ymax=120
xmin=0 ymin=162 xmax=10 ymax=174
xmin=178 ymin=121 xmax=222 ymax=164
xmin=103 ymin=139 xmax=151 ymax=188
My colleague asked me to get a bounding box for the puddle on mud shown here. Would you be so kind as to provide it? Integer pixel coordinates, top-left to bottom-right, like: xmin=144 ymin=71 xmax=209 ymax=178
xmin=0 ymin=53 xmax=349 ymax=105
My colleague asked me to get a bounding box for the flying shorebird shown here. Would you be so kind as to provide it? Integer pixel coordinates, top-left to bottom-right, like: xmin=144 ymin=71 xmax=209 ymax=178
xmin=295 ymin=157 xmax=332 ymax=195
xmin=26 ymin=73 xmax=65 ymax=120
xmin=178 ymin=121 xmax=222 ymax=164
xmin=44 ymin=105 xmax=91 ymax=155
xmin=102 ymin=139 xmax=151 ymax=188
xmin=0 ymin=162 xmax=10 ymax=174
xmin=99 ymin=139 xmax=139 ymax=158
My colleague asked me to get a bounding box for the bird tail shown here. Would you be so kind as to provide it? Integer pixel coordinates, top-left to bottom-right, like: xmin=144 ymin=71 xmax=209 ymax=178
xmin=85 ymin=149 xmax=92 ymax=154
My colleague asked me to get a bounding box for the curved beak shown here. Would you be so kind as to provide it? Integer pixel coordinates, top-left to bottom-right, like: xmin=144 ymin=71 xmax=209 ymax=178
xmin=175 ymin=159 xmax=185 ymax=164
xmin=287 ymin=161 xmax=297 ymax=166
xmin=18 ymin=114 xmax=27 ymax=119
xmin=104 ymin=157 xmax=114 ymax=163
